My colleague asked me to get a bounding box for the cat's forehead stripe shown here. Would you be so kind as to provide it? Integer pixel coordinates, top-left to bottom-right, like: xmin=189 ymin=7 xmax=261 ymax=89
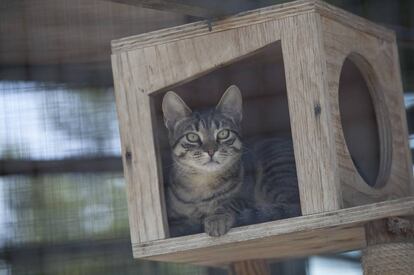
xmin=198 ymin=118 xmax=207 ymax=130
xmin=212 ymin=118 xmax=220 ymax=130
xmin=192 ymin=114 xmax=223 ymax=132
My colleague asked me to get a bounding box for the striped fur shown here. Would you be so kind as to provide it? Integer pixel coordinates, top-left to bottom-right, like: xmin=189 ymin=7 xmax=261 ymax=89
xmin=162 ymin=86 xmax=300 ymax=237
xmin=252 ymin=138 xmax=301 ymax=223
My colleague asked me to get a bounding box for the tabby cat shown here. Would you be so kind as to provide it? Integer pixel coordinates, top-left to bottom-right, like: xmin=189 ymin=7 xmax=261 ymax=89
xmin=162 ymin=85 xmax=300 ymax=237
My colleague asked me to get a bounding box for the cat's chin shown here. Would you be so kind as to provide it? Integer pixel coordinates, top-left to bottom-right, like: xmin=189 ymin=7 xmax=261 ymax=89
xmin=200 ymin=161 xmax=223 ymax=172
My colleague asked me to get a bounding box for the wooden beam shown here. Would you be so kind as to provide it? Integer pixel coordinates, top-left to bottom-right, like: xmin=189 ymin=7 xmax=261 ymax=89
xmin=230 ymin=260 xmax=270 ymax=275
xmin=104 ymin=0 xmax=283 ymax=18
xmin=133 ymin=197 xmax=414 ymax=265
xmin=0 ymin=156 xmax=122 ymax=176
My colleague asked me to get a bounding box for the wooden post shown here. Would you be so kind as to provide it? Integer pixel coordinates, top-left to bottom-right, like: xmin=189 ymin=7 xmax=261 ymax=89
xmin=362 ymin=218 xmax=414 ymax=275
xmin=282 ymin=12 xmax=342 ymax=215
xmin=229 ymin=259 xmax=308 ymax=275
xmin=230 ymin=260 xmax=271 ymax=275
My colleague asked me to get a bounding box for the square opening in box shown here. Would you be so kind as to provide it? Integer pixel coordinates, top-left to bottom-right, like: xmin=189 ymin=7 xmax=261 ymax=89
xmin=151 ymin=42 xmax=301 ymax=237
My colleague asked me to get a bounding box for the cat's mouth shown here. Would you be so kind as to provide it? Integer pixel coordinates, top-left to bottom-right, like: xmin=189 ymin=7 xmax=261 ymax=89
xmin=204 ymin=159 xmax=220 ymax=165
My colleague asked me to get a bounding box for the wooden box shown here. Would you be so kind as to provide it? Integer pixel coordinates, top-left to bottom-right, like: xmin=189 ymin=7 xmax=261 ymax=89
xmin=111 ymin=0 xmax=414 ymax=265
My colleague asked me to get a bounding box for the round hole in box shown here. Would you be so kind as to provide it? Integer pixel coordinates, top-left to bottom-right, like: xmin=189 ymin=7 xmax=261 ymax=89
xmin=338 ymin=55 xmax=392 ymax=188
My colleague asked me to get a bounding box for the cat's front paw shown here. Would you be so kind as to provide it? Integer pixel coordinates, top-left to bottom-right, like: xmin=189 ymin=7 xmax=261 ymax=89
xmin=204 ymin=213 xmax=235 ymax=237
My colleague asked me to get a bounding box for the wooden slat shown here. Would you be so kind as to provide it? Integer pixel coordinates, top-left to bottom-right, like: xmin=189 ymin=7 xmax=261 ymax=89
xmin=112 ymin=53 xmax=169 ymax=243
xmin=146 ymin=226 xmax=365 ymax=266
xmin=230 ymin=260 xmax=270 ymax=275
xmin=112 ymin=15 xmax=287 ymax=96
xmin=104 ymin=0 xmax=263 ymax=18
xmin=281 ymin=12 xmax=342 ymax=214
xmin=132 ymin=197 xmax=414 ymax=265
xmin=111 ymin=0 xmax=318 ymax=53
xmin=111 ymin=0 xmax=395 ymax=54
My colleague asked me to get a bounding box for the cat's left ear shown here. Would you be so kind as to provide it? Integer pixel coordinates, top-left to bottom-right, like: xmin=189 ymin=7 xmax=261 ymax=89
xmin=216 ymin=85 xmax=242 ymax=123
xmin=162 ymin=91 xmax=192 ymax=130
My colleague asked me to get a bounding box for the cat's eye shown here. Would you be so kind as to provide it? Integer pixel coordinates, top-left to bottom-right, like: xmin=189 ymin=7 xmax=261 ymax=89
xmin=186 ymin=133 xmax=200 ymax=143
xmin=217 ymin=129 xmax=230 ymax=140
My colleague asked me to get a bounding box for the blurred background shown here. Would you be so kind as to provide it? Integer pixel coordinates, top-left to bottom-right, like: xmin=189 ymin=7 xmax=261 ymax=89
xmin=0 ymin=0 xmax=412 ymax=274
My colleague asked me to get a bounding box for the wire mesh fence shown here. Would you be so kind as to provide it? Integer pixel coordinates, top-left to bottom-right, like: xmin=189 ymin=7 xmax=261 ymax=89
xmin=0 ymin=81 xmax=225 ymax=274
xmin=0 ymin=0 xmax=413 ymax=274
xmin=0 ymin=82 xmax=120 ymax=160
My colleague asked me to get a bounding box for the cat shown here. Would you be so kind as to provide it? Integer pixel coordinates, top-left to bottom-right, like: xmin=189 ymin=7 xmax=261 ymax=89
xmin=162 ymin=85 xmax=300 ymax=237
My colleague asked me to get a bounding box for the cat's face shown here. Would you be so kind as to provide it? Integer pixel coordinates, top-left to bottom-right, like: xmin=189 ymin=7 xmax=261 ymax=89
xmin=162 ymin=85 xmax=243 ymax=172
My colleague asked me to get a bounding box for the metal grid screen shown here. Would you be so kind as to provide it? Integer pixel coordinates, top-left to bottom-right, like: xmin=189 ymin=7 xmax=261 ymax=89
xmin=0 ymin=81 xmax=219 ymax=275
xmin=0 ymin=0 xmax=413 ymax=274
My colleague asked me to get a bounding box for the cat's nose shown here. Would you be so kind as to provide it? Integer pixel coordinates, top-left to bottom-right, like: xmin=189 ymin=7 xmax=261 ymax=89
xmin=207 ymin=148 xmax=215 ymax=157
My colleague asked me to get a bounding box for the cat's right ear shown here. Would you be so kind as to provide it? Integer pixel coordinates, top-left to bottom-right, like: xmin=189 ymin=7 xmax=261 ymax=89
xmin=216 ymin=85 xmax=243 ymax=123
xmin=162 ymin=91 xmax=192 ymax=130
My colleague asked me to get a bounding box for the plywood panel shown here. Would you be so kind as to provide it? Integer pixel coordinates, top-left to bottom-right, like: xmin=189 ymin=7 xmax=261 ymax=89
xmin=133 ymin=197 xmax=414 ymax=265
xmin=281 ymin=12 xmax=342 ymax=214
xmin=112 ymin=53 xmax=168 ymax=243
xmin=321 ymin=16 xmax=414 ymax=206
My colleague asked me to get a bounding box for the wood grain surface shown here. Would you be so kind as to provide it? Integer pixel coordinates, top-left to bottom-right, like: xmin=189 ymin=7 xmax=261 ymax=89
xmin=111 ymin=0 xmax=414 ymax=264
